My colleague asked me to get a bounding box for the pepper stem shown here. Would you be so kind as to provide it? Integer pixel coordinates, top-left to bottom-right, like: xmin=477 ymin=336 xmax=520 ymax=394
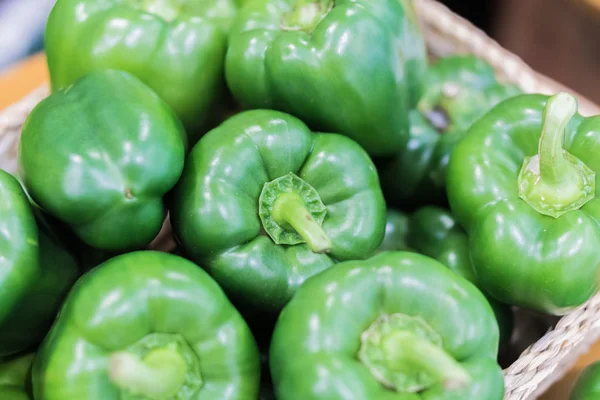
xmin=128 ymin=0 xmax=181 ymax=22
xmin=382 ymin=332 xmax=471 ymax=390
xmin=109 ymin=348 xmax=188 ymax=400
xmin=417 ymin=86 xmax=450 ymax=132
xmin=539 ymin=93 xmax=577 ymax=184
xmin=359 ymin=313 xmax=469 ymax=393
xmin=518 ymin=92 xmax=595 ymax=218
xmin=281 ymin=0 xmax=334 ymax=32
xmin=272 ymin=192 xmax=332 ymax=253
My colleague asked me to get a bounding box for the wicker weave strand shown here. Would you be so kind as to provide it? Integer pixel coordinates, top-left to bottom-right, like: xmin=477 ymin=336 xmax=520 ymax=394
xmin=1 ymin=1 xmax=600 ymax=399
xmin=0 ymin=85 xmax=48 ymax=174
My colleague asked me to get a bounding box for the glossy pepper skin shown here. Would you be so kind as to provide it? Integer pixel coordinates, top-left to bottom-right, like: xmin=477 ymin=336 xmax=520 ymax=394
xmin=225 ymin=0 xmax=425 ymax=156
xmin=0 ymin=170 xmax=79 ymax=357
xmin=170 ymin=109 xmax=386 ymax=313
xmin=378 ymin=55 xmax=521 ymax=209
xmin=447 ymin=92 xmax=600 ymax=314
xmin=270 ymin=251 xmax=504 ymax=400
xmin=381 ymin=207 xmax=513 ymax=348
xmin=33 ymin=251 xmax=261 ymax=400
xmin=397 ymin=0 xmax=428 ymax=106
xmin=19 ymin=69 xmax=186 ymax=252
xmin=570 ymin=361 xmax=600 ymax=400
xmin=0 ymin=353 xmax=34 ymax=400
xmin=45 ymin=0 xmax=241 ymax=142
xmin=377 ymin=209 xmax=411 ymax=253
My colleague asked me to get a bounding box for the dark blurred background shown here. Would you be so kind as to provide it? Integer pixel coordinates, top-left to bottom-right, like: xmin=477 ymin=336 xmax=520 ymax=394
xmin=1 ymin=0 xmax=600 ymax=103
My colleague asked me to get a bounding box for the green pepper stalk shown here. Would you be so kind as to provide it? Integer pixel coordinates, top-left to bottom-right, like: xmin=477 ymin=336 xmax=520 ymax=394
xmin=270 ymin=252 xmax=504 ymax=399
xmin=171 ymin=110 xmax=386 ymax=314
xmin=377 ymin=55 xmax=522 ymax=209
xmin=377 ymin=207 xmax=514 ymax=349
xmin=271 ymin=192 xmax=332 ymax=253
xmin=109 ymin=348 xmax=189 ymax=399
xmin=281 ymin=0 xmax=334 ymax=32
xmin=518 ymin=92 xmax=595 ymax=217
xmin=32 ymin=251 xmax=260 ymax=400
xmin=447 ymin=92 xmax=600 ymax=314
xmin=382 ymin=332 xmax=470 ymax=390
xmin=359 ymin=314 xmax=471 ymax=392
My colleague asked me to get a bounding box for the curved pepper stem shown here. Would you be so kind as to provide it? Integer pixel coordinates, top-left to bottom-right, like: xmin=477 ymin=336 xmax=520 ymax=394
xmin=109 ymin=348 xmax=188 ymax=400
xmin=129 ymin=0 xmax=181 ymax=22
xmin=359 ymin=313 xmax=470 ymax=393
xmin=272 ymin=192 xmax=332 ymax=253
xmin=259 ymin=172 xmax=331 ymax=253
xmin=539 ymin=93 xmax=578 ymax=184
xmin=281 ymin=0 xmax=334 ymax=33
xmin=518 ymin=92 xmax=595 ymax=218
xmin=382 ymin=332 xmax=471 ymax=390
xmin=417 ymin=86 xmax=451 ymax=132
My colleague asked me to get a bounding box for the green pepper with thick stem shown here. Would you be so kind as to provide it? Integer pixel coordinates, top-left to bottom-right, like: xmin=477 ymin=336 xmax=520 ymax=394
xmin=570 ymin=361 xmax=600 ymax=400
xmin=412 ymin=207 xmax=513 ymax=348
xmin=32 ymin=251 xmax=261 ymax=400
xmin=45 ymin=0 xmax=242 ymax=142
xmin=270 ymin=251 xmax=504 ymax=399
xmin=0 ymin=353 xmax=34 ymax=400
xmin=0 ymin=170 xmax=79 ymax=357
xmin=378 ymin=55 xmax=522 ymax=209
xmin=378 ymin=208 xmax=513 ymax=349
xmin=447 ymin=92 xmax=600 ymax=314
xmin=19 ymin=69 xmax=186 ymax=252
xmin=170 ymin=109 xmax=386 ymax=313
xmin=225 ymin=0 xmax=427 ymax=156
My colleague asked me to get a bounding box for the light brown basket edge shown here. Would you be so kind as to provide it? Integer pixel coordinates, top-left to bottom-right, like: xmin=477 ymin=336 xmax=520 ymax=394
xmin=1 ymin=1 xmax=600 ymax=399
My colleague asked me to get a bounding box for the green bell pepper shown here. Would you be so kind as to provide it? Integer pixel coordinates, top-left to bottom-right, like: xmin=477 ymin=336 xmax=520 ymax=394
xmin=32 ymin=251 xmax=260 ymax=400
xmin=378 ymin=55 xmax=521 ymax=208
xmin=378 ymin=208 xmax=513 ymax=349
xmin=225 ymin=0 xmax=426 ymax=156
xmin=170 ymin=109 xmax=386 ymax=313
xmin=377 ymin=209 xmax=411 ymax=253
xmin=0 ymin=170 xmax=79 ymax=357
xmin=447 ymin=92 xmax=600 ymax=314
xmin=398 ymin=0 xmax=428 ymax=106
xmin=0 ymin=353 xmax=34 ymax=400
xmin=45 ymin=0 xmax=240 ymax=142
xmin=570 ymin=361 xmax=600 ymax=400
xmin=270 ymin=251 xmax=504 ymax=399
xmin=19 ymin=69 xmax=186 ymax=252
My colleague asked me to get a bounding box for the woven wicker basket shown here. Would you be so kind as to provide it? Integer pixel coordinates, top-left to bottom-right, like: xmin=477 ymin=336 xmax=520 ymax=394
xmin=2 ymin=1 xmax=600 ymax=399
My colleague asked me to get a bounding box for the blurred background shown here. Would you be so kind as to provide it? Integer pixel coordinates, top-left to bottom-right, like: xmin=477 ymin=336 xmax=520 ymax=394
xmin=2 ymin=0 xmax=600 ymax=103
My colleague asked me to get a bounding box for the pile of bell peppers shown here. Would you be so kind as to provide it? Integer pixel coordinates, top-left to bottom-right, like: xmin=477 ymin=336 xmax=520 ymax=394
xmin=1 ymin=1 xmax=599 ymax=399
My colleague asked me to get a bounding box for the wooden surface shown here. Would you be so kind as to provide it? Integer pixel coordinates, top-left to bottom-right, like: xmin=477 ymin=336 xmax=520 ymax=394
xmin=1 ymin=53 xmax=599 ymax=400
